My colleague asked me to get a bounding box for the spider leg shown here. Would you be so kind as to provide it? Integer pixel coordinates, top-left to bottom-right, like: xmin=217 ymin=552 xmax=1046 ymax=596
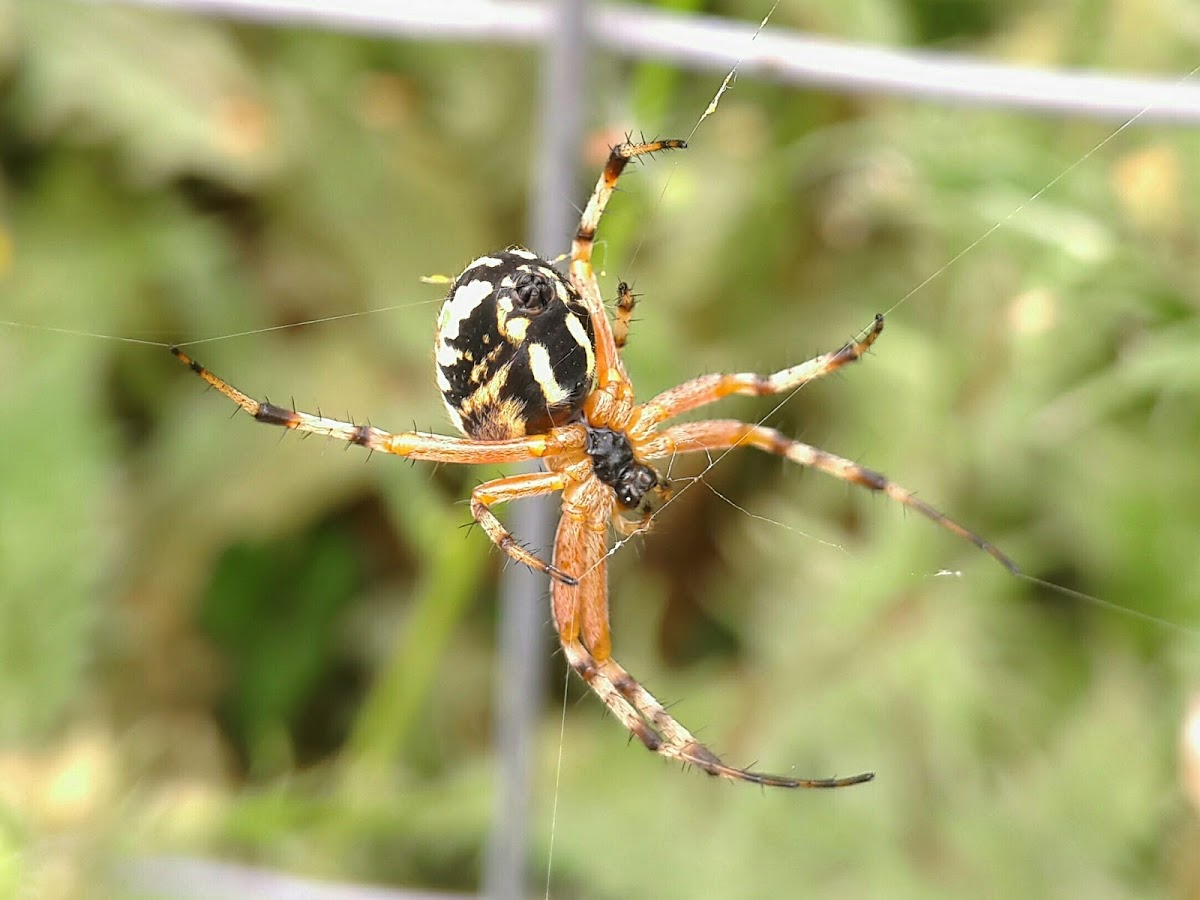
xmin=570 ymin=139 xmax=686 ymax=391
xmin=171 ymin=347 xmax=585 ymax=463
xmin=633 ymin=314 xmax=884 ymax=432
xmin=598 ymin=657 xmax=873 ymax=789
xmin=471 ymin=471 xmax=576 ymax=585
xmin=647 ymin=419 xmax=1019 ymax=574
xmin=612 ymin=281 xmax=637 ymax=352
xmin=553 ymin=489 xmax=872 ymax=788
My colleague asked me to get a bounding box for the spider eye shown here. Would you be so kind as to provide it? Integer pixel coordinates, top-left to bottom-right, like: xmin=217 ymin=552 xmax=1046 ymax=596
xmin=512 ymin=271 xmax=553 ymax=314
xmin=631 ymin=468 xmax=658 ymax=492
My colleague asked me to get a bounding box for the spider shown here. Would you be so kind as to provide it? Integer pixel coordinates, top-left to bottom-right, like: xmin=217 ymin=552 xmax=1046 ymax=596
xmin=172 ymin=138 xmax=1018 ymax=789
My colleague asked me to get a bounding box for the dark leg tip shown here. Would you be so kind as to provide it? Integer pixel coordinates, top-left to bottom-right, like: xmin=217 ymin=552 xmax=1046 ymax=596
xmin=554 ymin=570 xmax=580 ymax=587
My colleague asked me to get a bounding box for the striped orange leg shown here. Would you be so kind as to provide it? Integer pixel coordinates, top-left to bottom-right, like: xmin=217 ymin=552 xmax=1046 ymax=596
xmin=598 ymin=656 xmax=873 ymax=789
xmin=633 ymin=314 xmax=885 ymax=432
xmin=553 ymin=502 xmax=873 ymax=788
xmin=552 ymin=510 xmax=656 ymax=744
xmin=570 ymin=139 xmax=686 ymax=390
xmin=170 ymin=346 xmax=585 ymax=463
xmin=471 ymin=472 xmax=576 ymax=585
xmin=647 ymin=419 xmax=1019 ymax=574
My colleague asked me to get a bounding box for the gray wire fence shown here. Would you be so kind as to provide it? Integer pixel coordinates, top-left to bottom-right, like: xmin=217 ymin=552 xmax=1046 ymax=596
xmin=108 ymin=0 xmax=1200 ymax=121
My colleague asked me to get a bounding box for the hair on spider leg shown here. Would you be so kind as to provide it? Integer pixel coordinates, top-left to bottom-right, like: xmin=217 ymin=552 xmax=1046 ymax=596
xmin=626 ymin=130 xmax=684 ymax=158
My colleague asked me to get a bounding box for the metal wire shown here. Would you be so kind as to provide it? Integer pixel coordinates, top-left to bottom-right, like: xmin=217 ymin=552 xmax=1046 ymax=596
xmin=105 ymin=0 xmax=1200 ymax=123
xmin=123 ymin=856 xmax=474 ymax=900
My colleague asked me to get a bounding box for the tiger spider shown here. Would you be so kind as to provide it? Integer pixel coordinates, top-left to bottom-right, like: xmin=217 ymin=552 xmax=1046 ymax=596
xmin=172 ymin=138 xmax=1017 ymax=789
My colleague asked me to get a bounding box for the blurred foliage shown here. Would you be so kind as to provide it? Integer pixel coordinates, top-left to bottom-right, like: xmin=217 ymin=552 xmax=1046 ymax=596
xmin=1 ymin=0 xmax=1199 ymax=897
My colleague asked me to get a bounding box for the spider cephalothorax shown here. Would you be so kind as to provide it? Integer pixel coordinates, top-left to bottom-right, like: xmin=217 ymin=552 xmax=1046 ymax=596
xmin=584 ymin=425 xmax=663 ymax=510
xmin=173 ymin=138 xmax=1018 ymax=790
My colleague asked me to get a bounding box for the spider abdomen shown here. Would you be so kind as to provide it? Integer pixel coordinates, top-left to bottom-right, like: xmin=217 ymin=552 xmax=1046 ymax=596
xmin=435 ymin=248 xmax=596 ymax=440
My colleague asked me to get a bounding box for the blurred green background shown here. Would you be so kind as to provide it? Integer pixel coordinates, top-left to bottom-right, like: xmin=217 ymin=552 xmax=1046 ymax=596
xmin=2 ymin=0 xmax=1200 ymax=897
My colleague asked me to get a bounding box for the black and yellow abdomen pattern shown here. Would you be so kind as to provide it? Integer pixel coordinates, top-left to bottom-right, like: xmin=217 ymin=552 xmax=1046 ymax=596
xmin=435 ymin=248 xmax=596 ymax=441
